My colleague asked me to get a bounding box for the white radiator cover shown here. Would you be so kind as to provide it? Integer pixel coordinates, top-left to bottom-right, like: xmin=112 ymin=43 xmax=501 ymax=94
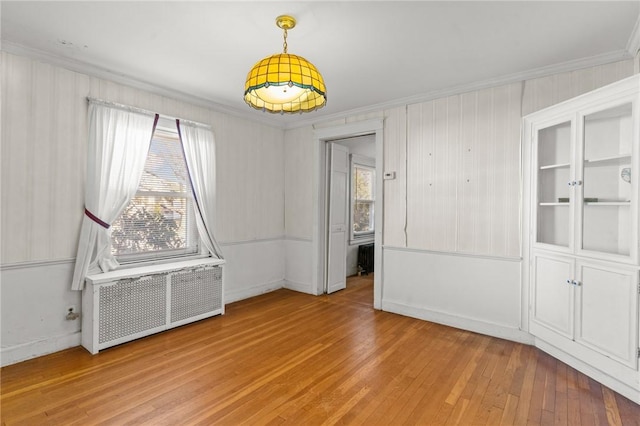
xmin=82 ymin=258 xmax=224 ymax=354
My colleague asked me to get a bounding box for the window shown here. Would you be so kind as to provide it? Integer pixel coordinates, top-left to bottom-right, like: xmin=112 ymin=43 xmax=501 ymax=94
xmin=351 ymin=155 xmax=375 ymax=242
xmin=110 ymin=125 xmax=199 ymax=262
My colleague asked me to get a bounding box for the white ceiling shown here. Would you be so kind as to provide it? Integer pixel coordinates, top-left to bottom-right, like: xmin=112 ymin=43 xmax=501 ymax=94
xmin=2 ymin=1 xmax=639 ymax=127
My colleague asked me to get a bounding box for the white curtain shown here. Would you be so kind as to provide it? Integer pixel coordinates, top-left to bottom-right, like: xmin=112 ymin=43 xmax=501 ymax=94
xmin=70 ymin=100 xmax=158 ymax=290
xmin=177 ymin=119 xmax=224 ymax=259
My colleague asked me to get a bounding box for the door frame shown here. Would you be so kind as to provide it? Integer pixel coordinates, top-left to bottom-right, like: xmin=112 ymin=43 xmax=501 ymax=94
xmin=312 ymin=119 xmax=384 ymax=309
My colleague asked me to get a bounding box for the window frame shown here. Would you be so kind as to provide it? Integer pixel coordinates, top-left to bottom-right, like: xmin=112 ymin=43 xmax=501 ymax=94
xmin=350 ymin=154 xmax=375 ymax=245
xmin=112 ymin=120 xmax=204 ymax=266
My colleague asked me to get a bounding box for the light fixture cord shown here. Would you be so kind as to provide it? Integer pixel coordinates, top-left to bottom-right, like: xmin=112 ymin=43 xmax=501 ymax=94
xmin=283 ymin=28 xmax=288 ymax=53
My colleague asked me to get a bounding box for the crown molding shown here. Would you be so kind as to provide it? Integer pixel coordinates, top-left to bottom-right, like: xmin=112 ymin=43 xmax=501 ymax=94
xmin=626 ymin=13 xmax=640 ymax=56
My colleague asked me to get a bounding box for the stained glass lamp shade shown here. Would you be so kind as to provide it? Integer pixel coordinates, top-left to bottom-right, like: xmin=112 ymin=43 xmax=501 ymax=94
xmin=244 ymin=15 xmax=326 ymax=114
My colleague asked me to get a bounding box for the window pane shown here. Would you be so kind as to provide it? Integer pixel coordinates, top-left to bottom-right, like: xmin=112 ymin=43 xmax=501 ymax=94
xmin=355 ymin=167 xmax=374 ymax=201
xmin=111 ymin=195 xmax=193 ymax=256
xmin=353 ymin=201 xmax=374 ymax=233
xmin=111 ymin=128 xmax=198 ymax=258
xmin=139 ymin=132 xmax=190 ymax=194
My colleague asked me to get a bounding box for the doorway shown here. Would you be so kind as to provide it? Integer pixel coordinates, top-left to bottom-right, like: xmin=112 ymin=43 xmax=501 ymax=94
xmin=326 ymin=135 xmax=376 ymax=293
xmin=311 ymin=119 xmax=384 ymax=309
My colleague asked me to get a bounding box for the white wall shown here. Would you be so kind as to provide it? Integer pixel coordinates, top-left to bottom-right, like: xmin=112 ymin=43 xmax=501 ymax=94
xmin=0 ymin=52 xmax=286 ymax=365
xmin=283 ymin=127 xmax=315 ymax=294
xmin=382 ymin=248 xmax=524 ymax=341
xmin=283 ymin=59 xmax=636 ymax=342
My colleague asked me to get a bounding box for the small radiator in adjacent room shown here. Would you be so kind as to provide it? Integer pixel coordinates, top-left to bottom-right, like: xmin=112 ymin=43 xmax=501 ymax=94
xmin=357 ymin=243 xmax=375 ymax=275
xmin=82 ymin=258 xmax=224 ymax=354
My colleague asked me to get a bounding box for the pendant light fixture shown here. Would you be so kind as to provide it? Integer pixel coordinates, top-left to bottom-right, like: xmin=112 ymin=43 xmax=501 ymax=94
xmin=244 ymin=15 xmax=326 ymax=114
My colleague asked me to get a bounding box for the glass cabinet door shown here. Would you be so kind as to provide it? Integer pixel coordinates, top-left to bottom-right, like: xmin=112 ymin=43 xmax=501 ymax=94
xmin=536 ymin=120 xmax=572 ymax=248
xmin=580 ymin=103 xmax=633 ymax=257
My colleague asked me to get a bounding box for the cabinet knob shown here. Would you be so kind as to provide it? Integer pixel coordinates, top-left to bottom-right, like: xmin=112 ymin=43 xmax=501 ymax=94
xmin=567 ymin=181 xmax=573 ymax=186
xmin=576 ymin=180 xmax=582 ymax=186
xmin=572 ymin=280 xmax=581 ymax=286
xmin=566 ymin=279 xmax=572 ymax=284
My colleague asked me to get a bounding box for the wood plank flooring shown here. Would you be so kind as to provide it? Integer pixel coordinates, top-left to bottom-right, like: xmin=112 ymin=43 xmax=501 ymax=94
xmin=2 ymin=274 xmax=639 ymax=425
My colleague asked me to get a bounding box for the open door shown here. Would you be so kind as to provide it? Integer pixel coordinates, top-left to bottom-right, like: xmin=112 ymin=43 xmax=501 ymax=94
xmin=326 ymin=143 xmax=349 ymax=294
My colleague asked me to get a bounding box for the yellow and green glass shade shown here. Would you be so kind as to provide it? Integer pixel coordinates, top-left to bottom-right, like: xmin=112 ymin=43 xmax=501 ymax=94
xmin=244 ymin=15 xmax=326 ymax=114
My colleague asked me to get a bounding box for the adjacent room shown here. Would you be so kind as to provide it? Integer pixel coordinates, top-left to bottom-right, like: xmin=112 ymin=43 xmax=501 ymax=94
xmin=2 ymin=1 xmax=640 ymax=424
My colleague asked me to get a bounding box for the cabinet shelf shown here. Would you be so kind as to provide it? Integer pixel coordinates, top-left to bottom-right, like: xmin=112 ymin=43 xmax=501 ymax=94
xmin=584 ymin=153 xmax=631 ymax=165
xmin=584 ymin=201 xmax=630 ymax=206
xmin=540 ymin=162 xmax=570 ymax=170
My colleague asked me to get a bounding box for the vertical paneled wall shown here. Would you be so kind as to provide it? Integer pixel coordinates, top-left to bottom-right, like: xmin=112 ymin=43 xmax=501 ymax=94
xmin=379 ymin=60 xmax=634 ymax=259
xmin=1 ymin=56 xmax=88 ymax=263
xmin=284 ymin=126 xmax=314 ymax=240
xmin=0 ymin=52 xmax=285 ymax=265
xmin=214 ymin=116 xmax=284 ymax=242
xmin=404 ymin=83 xmax=522 ymax=257
xmin=382 ymin=106 xmax=407 ymax=247
xmin=523 ymin=61 xmax=634 ymax=115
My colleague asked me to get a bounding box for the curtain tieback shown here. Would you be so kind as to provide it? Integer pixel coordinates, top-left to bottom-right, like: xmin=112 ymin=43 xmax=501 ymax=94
xmin=85 ymin=208 xmax=110 ymax=229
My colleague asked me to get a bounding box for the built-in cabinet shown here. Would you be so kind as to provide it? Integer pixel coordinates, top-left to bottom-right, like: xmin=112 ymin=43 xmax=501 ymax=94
xmin=524 ymin=74 xmax=640 ymax=402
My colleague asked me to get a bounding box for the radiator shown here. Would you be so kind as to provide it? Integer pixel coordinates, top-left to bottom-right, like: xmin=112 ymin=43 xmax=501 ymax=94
xmin=357 ymin=243 xmax=375 ymax=275
xmin=82 ymin=258 xmax=224 ymax=354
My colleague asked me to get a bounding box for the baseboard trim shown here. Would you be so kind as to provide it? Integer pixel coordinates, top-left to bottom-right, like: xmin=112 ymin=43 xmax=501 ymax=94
xmin=283 ymin=280 xmax=314 ymax=295
xmin=1 ymin=331 xmax=81 ymax=367
xmin=535 ymin=339 xmax=640 ymax=404
xmin=225 ymin=280 xmax=285 ymax=304
xmin=382 ymin=300 xmax=534 ymax=345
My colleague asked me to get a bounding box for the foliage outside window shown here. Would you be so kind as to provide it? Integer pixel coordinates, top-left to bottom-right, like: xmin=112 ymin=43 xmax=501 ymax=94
xmin=352 ymin=157 xmax=375 ymax=242
xmin=111 ymin=127 xmax=199 ymax=261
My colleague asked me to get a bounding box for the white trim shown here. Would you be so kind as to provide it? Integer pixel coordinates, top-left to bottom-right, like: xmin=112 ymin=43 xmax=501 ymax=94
xmin=351 ymin=154 xmax=375 ymax=168
xmin=87 ymin=97 xmax=157 ymax=117
xmin=349 ymin=237 xmax=374 ymax=246
xmin=0 ymin=238 xmax=288 ymax=270
xmin=85 ymin=257 xmax=224 ymax=284
xmin=224 ymin=279 xmax=284 ymax=304
xmin=383 ymin=245 xmax=522 ymax=262
xmin=283 ymin=279 xmax=314 ymax=295
xmin=218 ymin=237 xmax=285 ymax=246
xmin=626 ymin=13 xmax=640 ymax=57
xmin=0 ymin=331 xmax=81 ymax=367
xmin=284 ymin=236 xmax=313 ymax=242
xmin=382 ymin=300 xmax=534 ymax=345
xmin=314 ymin=119 xmax=384 ymax=140
xmin=0 ymin=258 xmax=75 ymax=270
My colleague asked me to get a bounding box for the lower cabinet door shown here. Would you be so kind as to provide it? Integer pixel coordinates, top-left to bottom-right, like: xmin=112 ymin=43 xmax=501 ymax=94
xmin=531 ymin=254 xmax=575 ymax=339
xmin=575 ymin=262 xmax=639 ymax=369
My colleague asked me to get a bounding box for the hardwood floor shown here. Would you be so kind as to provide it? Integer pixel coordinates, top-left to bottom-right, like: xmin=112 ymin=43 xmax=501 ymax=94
xmin=2 ymin=274 xmax=639 ymax=425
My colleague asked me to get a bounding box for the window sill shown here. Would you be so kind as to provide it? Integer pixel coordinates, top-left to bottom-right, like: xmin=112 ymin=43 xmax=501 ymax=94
xmin=349 ymin=237 xmax=374 ymax=246
xmin=117 ymin=252 xmax=209 ymax=269
xmin=86 ymin=257 xmax=224 ymax=285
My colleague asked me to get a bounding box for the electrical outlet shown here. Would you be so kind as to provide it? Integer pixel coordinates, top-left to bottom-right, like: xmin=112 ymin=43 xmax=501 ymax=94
xmin=65 ymin=305 xmax=80 ymax=320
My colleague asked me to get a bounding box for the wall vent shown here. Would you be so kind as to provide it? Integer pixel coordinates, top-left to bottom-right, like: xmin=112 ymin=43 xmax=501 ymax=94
xmin=171 ymin=266 xmax=222 ymax=323
xmin=82 ymin=259 xmax=224 ymax=354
